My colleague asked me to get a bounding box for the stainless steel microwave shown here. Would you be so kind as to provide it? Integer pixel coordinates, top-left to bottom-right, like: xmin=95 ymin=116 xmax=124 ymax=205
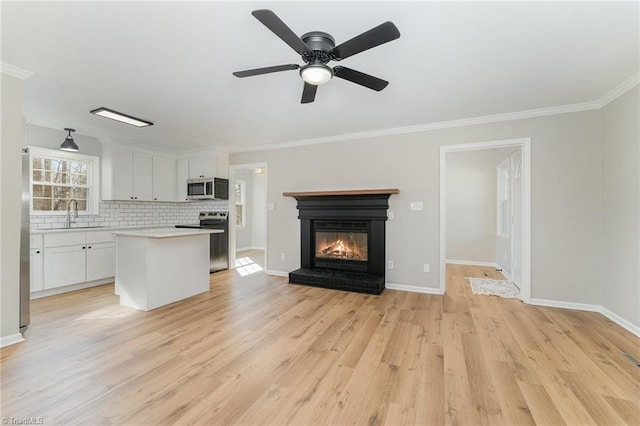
xmin=187 ymin=177 xmax=229 ymax=200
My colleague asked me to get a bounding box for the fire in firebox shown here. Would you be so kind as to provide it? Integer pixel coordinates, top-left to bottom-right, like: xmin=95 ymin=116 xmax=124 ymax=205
xmin=315 ymin=231 xmax=368 ymax=261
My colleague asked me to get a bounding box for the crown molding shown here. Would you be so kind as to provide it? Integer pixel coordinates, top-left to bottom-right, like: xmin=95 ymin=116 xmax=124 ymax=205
xmin=597 ymin=72 xmax=639 ymax=108
xmin=0 ymin=62 xmax=34 ymax=79
xmin=230 ymin=71 xmax=639 ymax=154
xmin=229 ymin=100 xmax=601 ymax=153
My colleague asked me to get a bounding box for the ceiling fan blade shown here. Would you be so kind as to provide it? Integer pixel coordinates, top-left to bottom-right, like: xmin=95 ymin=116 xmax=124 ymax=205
xmin=233 ymin=64 xmax=300 ymax=78
xmin=301 ymin=82 xmax=317 ymax=104
xmin=333 ymin=66 xmax=389 ymax=91
xmin=252 ymin=9 xmax=311 ymax=55
xmin=330 ymin=21 xmax=400 ymax=61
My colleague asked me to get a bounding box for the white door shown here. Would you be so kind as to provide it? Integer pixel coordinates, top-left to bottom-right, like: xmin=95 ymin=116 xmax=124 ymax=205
xmin=510 ymin=151 xmax=523 ymax=286
xmin=495 ymin=158 xmax=511 ymax=277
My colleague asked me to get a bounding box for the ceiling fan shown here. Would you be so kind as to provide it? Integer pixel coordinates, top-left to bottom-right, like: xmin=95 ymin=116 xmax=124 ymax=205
xmin=232 ymin=9 xmax=400 ymax=104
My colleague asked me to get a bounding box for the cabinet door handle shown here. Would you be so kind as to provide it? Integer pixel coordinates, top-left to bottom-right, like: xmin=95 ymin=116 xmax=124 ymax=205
xmin=88 ymin=246 xmax=92 ymax=249
xmin=36 ymin=250 xmax=40 ymax=254
xmin=130 ymin=197 xmax=134 ymax=199
xmin=154 ymin=197 xmax=157 ymax=200
xmin=82 ymin=246 xmax=86 ymax=249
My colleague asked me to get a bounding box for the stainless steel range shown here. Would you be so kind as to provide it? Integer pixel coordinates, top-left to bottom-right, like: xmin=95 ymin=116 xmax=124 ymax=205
xmin=175 ymin=211 xmax=229 ymax=273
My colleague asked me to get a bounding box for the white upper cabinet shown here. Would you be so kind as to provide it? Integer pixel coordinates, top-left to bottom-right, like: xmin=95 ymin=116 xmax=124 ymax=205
xmin=188 ymin=155 xmax=217 ymax=179
xmin=132 ymin=151 xmax=153 ymax=200
xmin=102 ymin=147 xmax=176 ymax=201
xmin=176 ymin=158 xmax=189 ymax=202
xmin=106 ymin=148 xmax=134 ymax=200
xmin=152 ymin=155 xmax=176 ymax=201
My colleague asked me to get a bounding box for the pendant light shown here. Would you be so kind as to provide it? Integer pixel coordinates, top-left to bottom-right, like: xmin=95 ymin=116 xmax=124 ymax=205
xmin=60 ymin=128 xmax=79 ymax=152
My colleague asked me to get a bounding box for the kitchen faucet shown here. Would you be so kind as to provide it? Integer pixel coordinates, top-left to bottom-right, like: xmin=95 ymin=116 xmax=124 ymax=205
xmin=66 ymin=199 xmax=78 ymax=228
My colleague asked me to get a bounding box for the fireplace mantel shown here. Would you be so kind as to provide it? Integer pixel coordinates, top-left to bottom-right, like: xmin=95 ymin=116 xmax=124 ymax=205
xmin=283 ymin=188 xmax=400 ymax=197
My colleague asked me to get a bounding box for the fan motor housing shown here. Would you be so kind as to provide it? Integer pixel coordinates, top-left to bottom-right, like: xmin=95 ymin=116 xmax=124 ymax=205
xmin=301 ymin=31 xmax=335 ymax=64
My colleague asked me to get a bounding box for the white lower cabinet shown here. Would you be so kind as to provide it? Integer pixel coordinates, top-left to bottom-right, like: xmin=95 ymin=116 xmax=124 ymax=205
xmin=86 ymin=242 xmax=116 ymax=281
xmin=30 ymin=248 xmax=44 ymax=292
xmin=41 ymin=230 xmax=116 ymax=291
xmin=44 ymin=245 xmax=87 ymax=289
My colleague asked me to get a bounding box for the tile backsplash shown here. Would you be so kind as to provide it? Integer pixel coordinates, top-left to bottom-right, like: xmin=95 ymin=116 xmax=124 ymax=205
xmin=30 ymin=200 xmax=229 ymax=230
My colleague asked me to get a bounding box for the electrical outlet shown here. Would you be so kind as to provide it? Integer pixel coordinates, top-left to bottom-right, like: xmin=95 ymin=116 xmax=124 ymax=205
xmin=388 ymin=260 xmax=394 ymax=270
xmin=423 ymin=263 xmax=430 ymax=273
xmin=388 ymin=211 xmax=394 ymax=220
xmin=410 ymin=201 xmax=424 ymax=211
xmin=267 ymin=202 xmax=275 ymax=211
xmin=281 ymin=253 xmax=286 ymax=261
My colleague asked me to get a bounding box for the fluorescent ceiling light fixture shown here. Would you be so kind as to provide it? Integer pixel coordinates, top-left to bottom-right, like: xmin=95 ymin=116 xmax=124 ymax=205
xmin=300 ymin=64 xmax=333 ymax=85
xmin=90 ymin=107 xmax=153 ymax=127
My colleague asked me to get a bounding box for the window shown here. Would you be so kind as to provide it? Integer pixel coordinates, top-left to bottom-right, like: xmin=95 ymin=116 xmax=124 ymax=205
xmin=30 ymin=147 xmax=99 ymax=215
xmin=497 ymin=159 xmax=510 ymax=237
xmin=235 ymin=179 xmax=246 ymax=228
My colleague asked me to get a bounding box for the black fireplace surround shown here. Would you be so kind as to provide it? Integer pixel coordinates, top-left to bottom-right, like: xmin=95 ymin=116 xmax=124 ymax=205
xmin=284 ymin=189 xmax=399 ymax=295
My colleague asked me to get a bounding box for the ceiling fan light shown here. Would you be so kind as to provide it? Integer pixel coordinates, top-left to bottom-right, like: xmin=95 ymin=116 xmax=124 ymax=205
xmin=300 ymin=64 xmax=333 ymax=85
xmin=60 ymin=128 xmax=79 ymax=152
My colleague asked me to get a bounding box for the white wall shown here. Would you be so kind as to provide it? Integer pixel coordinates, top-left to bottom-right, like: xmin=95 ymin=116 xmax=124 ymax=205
xmin=230 ymin=109 xmax=603 ymax=305
xmin=1 ymin=73 xmax=25 ymax=345
xmin=446 ymin=148 xmax=508 ymax=264
xmin=601 ymin=86 xmax=639 ymax=330
xmin=27 ymin=124 xmax=102 ymax=156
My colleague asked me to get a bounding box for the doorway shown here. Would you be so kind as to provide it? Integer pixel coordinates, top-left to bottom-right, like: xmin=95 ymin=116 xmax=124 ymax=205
xmin=229 ymin=163 xmax=268 ymax=276
xmin=439 ymin=138 xmax=531 ymax=302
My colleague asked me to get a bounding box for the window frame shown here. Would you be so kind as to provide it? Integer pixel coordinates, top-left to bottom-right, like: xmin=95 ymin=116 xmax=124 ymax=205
xmin=29 ymin=146 xmax=100 ymax=216
xmin=234 ymin=179 xmax=246 ymax=229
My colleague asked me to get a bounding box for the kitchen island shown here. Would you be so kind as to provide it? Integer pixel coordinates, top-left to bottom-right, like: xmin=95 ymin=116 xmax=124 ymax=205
xmin=112 ymin=227 xmax=223 ymax=311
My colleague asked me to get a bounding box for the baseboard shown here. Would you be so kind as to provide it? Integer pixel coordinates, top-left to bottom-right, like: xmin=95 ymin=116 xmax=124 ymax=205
xmin=385 ymin=283 xmax=444 ymax=295
xmin=495 ymin=264 xmax=512 ymax=281
xmin=600 ymin=306 xmax=640 ymax=337
xmin=0 ymin=333 xmax=25 ymax=348
xmin=31 ymin=278 xmax=114 ymax=300
xmin=530 ymin=298 xmax=640 ymax=337
xmin=265 ymin=269 xmax=289 ymax=278
xmin=529 ymin=298 xmax=600 ymax=312
xmin=446 ymin=259 xmax=497 ymax=267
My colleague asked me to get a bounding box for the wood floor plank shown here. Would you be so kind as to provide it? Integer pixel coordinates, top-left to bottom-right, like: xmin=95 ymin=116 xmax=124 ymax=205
xmin=1 ymin=263 xmax=638 ymax=425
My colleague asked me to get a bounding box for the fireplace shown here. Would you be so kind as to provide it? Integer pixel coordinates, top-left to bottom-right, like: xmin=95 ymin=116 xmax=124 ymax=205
xmin=283 ymin=189 xmax=399 ymax=295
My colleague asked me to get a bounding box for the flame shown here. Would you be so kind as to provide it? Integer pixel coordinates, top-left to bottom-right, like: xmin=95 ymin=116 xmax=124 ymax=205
xmin=318 ymin=238 xmax=362 ymax=260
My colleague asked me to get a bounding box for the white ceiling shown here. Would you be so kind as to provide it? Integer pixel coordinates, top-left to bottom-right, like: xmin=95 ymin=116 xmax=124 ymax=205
xmin=2 ymin=1 xmax=638 ymax=152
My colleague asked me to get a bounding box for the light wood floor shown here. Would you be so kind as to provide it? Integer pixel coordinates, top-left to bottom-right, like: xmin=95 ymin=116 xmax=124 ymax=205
xmin=236 ymin=249 xmax=265 ymax=268
xmin=1 ymin=264 xmax=638 ymax=425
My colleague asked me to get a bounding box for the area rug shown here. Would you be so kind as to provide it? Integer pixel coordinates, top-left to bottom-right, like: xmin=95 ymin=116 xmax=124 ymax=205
xmin=468 ymin=277 xmax=520 ymax=298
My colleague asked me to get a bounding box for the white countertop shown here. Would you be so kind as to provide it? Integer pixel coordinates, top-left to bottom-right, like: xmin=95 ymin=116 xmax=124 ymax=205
xmin=31 ymin=225 xmax=169 ymax=234
xmin=112 ymin=227 xmax=223 ymax=238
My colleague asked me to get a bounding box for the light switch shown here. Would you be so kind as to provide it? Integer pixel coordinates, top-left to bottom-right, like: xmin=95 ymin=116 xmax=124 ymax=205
xmin=267 ymin=202 xmax=275 ymax=211
xmin=388 ymin=211 xmax=394 ymax=220
xmin=410 ymin=201 xmax=424 ymax=211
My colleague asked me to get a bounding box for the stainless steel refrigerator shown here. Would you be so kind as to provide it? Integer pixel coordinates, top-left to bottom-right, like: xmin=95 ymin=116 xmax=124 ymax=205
xmin=20 ymin=147 xmax=30 ymax=332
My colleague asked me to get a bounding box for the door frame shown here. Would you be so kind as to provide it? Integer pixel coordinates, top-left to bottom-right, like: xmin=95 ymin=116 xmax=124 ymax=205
xmin=439 ymin=138 xmax=531 ymax=303
xmin=228 ymin=162 xmax=268 ymax=273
